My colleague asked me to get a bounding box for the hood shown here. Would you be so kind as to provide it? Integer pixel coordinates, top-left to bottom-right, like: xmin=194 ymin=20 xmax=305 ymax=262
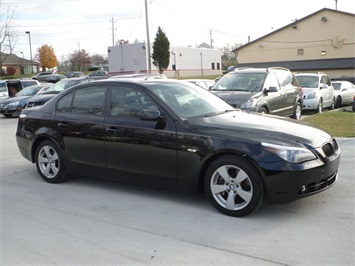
xmin=187 ymin=110 xmax=331 ymax=148
xmin=28 ymin=94 xmax=56 ymax=102
xmin=0 ymin=96 xmax=31 ymax=104
xmin=302 ymin=87 xmax=318 ymax=96
xmin=212 ymin=90 xmax=257 ymax=106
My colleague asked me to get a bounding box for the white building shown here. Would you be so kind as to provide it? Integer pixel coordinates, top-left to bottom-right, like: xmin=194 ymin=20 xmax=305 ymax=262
xmin=108 ymin=42 xmax=222 ymax=77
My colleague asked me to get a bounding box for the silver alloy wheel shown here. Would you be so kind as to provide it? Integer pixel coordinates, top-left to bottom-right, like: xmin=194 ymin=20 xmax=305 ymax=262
xmin=317 ymin=99 xmax=323 ymax=113
xmin=295 ymin=103 xmax=302 ymax=120
xmin=37 ymin=145 xmax=60 ymax=179
xmin=210 ymin=165 xmax=253 ymax=211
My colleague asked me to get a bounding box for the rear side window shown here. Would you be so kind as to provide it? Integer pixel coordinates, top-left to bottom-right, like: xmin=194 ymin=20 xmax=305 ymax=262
xmin=57 ymin=85 xmax=106 ymax=115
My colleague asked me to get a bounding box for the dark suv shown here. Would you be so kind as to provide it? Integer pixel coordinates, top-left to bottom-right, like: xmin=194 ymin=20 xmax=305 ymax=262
xmin=211 ymin=67 xmax=303 ymax=119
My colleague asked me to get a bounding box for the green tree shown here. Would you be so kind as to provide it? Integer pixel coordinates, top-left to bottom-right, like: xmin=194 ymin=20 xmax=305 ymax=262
xmin=221 ymin=43 xmax=242 ymax=70
xmin=151 ymin=27 xmax=170 ymax=74
xmin=36 ymin=44 xmax=58 ymax=71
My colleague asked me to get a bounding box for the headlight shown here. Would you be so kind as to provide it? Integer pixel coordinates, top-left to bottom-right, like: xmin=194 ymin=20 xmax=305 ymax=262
xmin=8 ymin=101 xmax=19 ymax=107
xmin=240 ymin=98 xmax=257 ymax=109
xmin=262 ymin=142 xmax=316 ymax=163
xmin=307 ymin=91 xmax=317 ymax=99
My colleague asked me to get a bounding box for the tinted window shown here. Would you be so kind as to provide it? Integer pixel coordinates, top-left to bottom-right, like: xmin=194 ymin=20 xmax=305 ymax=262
xmin=110 ymin=85 xmax=158 ymax=118
xmin=57 ymin=92 xmax=74 ymax=112
xmin=57 ymin=86 xmax=106 ymax=115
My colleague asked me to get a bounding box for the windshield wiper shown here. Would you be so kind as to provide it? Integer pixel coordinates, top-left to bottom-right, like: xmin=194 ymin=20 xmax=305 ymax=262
xmin=204 ymin=110 xmax=234 ymax=117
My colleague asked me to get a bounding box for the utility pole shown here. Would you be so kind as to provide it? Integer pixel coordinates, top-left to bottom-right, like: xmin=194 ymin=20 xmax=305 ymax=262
xmin=210 ymin=29 xmax=213 ymax=48
xmin=335 ymin=0 xmax=338 ymax=10
xmin=110 ymin=16 xmax=117 ymax=46
xmin=145 ymin=0 xmax=151 ymax=73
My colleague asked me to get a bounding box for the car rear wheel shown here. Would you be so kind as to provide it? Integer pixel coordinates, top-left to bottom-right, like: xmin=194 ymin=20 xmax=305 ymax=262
xmin=35 ymin=140 xmax=67 ymax=183
xmin=204 ymin=156 xmax=264 ymax=217
xmin=291 ymin=102 xmax=302 ymax=120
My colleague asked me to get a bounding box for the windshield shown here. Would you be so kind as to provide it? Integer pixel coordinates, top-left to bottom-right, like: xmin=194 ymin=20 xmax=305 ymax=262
xmin=296 ymin=76 xmax=319 ymax=88
xmin=16 ymin=85 xmax=42 ymax=96
xmin=212 ymin=72 xmax=266 ymax=92
xmin=45 ymin=79 xmax=80 ymax=93
xmin=0 ymin=83 xmax=6 ymax=92
xmin=146 ymin=82 xmax=234 ymax=119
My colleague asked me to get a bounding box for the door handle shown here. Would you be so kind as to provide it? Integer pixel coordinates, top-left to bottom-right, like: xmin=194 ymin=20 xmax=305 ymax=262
xmin=106 ymin=127 xmax=118 ymax=133
xmin=58 ymin=122 xmax=68 ymax=128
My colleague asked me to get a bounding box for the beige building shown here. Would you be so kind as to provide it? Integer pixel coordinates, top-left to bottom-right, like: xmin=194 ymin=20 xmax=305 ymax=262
xmin=233 ymin=8 xmax=355 ymax=78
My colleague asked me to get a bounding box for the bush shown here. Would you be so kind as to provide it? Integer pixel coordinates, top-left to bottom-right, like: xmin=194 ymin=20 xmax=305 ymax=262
xmin=6 ymin=66 xmax=17 ymax=75
xmin=88 ymin=67 xmax=100 ymax=71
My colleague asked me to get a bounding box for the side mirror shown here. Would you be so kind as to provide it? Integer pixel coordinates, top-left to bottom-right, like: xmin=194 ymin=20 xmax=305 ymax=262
xmin=320 ymin=84 xmax=328 ymax=89
xmin=265 ymin=86 xmax=278 ymax=93
xmin=139 ymin=109 xmax=161 ymax=120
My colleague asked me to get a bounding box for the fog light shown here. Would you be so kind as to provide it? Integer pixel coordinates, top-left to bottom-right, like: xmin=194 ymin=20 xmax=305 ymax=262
xmin=300 ymin=186 xmax=306 ymax=193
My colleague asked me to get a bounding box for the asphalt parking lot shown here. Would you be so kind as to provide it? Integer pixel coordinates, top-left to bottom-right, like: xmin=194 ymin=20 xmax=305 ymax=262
xmin=1 ymin=116 xmax=354 ymax=265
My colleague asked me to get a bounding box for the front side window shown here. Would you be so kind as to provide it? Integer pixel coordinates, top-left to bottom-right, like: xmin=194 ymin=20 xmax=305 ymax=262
xmin=110 ymin=85 xmax=158 ymax=118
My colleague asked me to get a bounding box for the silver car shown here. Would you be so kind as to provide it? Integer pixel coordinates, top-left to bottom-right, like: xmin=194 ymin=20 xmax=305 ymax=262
xmin=332 ymin=81 xmax=355 ymax=108
xmin=295 ymin=72 xmax=334 ymax=113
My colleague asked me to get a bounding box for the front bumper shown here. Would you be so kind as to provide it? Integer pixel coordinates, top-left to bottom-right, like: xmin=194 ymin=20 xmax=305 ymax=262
xmin=260 ymin=139 xmax=340 ymax=204
xmin=302 ymin=98 xmax=319 ymax=110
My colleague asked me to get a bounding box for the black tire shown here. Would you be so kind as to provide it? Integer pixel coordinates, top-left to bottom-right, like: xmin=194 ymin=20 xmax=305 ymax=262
xmin=335 ymin=96 xmax=341 ymax=109
xmin=204 ymin=156 xmax=264 ymax=217
xmin=315 ymin=99 xmax=323 ymax=113
xmin=259 ymin=107 xmax=268 ymax=114
xmin=35 ymin=140 xmax=67 ymax=183
xmin=291 ymin=102 xmax=302 ymax=120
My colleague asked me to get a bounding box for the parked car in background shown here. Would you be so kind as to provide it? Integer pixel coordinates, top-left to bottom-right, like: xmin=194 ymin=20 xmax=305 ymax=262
xmin=211 ymin=67 xmax=303 ymax=119
xmin=44 ymin=74 xmax=68 ymax=84
xmin=295 ymin=72 xmax=334 ymax=113
xmin=331 ymin=81 xmax=355 ymax=108
xmin=109 ymin=73 xmax=167 ymax=79
xmin=331 ymin=76 xmax=355 ymax=84
xmin=32 ymin=71 xmax=53 ymax=82
xmin=64 ymin=71 xmax=86 ymax=78
xmin=26 ymin=77 xmax=91 ymax=108
xmin=0 ymin=79 xmax=40 ymax=99
xmin=87 ymin=70 xmax=109 ymax=79
xmin=184 ymin=79 xmax=215 ymax=90
xmin=0 ymin=84 xmax=52 ymax=117
xmin=16 ymin=79 xmax=340 ymax=217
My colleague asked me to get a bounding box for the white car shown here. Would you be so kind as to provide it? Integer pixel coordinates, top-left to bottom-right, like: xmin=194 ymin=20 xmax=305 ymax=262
xmin=332 ymin=81 xmax=355 ymax=108
xmin=295 ymin=72 xmax=334 ymax=113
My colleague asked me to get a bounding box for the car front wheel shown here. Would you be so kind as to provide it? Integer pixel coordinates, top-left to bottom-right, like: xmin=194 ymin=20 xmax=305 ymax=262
xmin=204 ymin=156 xmax=264 ymax=217
xmin=291 ymin=102 xmax=302 ymax=120
xmin=315 ymin=99 xmax=323 ymax=113
xmin=35 ymin=140 xmax=67 ymax=183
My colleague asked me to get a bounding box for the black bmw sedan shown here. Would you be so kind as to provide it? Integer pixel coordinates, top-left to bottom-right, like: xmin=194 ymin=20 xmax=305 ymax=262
xmin=16 ymin=79 xmax=340 ymax=217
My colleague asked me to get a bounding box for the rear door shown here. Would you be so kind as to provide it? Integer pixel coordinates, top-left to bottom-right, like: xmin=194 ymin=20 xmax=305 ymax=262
xmin=54 ymin=84 xmax=107 ymax=171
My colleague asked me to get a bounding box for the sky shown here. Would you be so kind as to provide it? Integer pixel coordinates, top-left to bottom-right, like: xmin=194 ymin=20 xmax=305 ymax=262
xmin=3 ymin=0 xmax=355 ymax=61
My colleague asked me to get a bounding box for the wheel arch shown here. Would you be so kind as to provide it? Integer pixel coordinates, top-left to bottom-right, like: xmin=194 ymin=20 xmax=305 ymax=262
xmin=197 ymin=151 xmax=267 ymax=195
xmin=31 ymin=136 xmax=63 ymax=163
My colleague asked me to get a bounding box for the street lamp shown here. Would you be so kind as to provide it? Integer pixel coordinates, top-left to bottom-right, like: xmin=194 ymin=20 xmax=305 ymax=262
xmin=25 ymin=31 xmax=33 ymax=73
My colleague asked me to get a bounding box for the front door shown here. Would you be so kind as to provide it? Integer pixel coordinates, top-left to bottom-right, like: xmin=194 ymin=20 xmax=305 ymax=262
xmin=104 ymin=84 xmax=178 ymax=179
